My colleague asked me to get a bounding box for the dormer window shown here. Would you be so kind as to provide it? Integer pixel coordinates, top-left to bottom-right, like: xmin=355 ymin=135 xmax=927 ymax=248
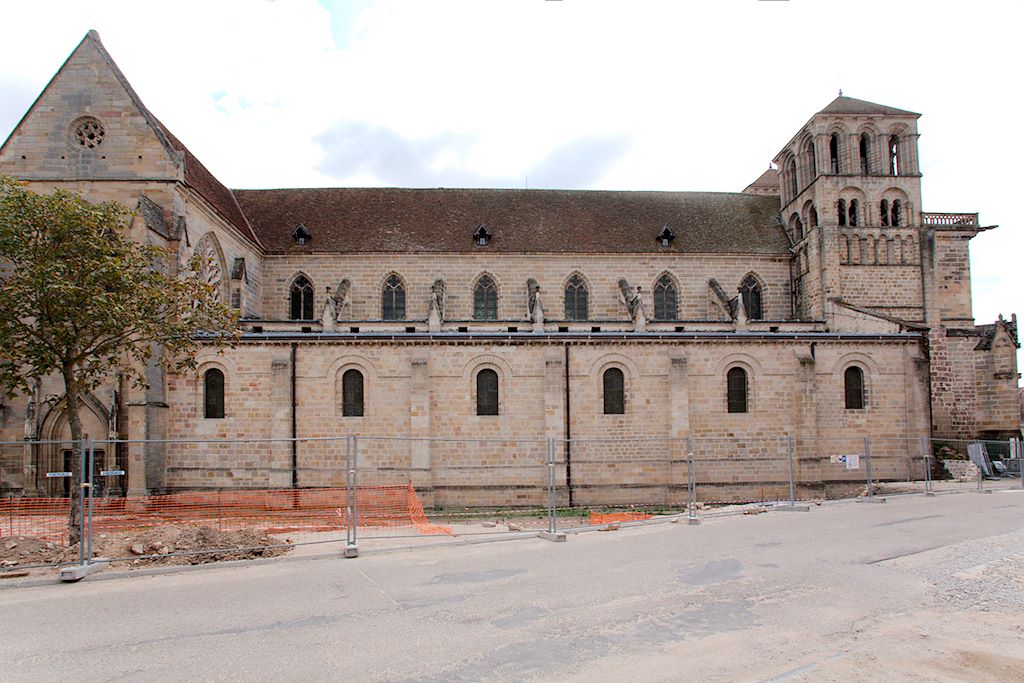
xmin=657 ymin=225 xmax=676 ymax=247
xmin=291 ymin=223 xmax=312 ymax=246
xmin=473 ymin=224 xmax=492 ymax=246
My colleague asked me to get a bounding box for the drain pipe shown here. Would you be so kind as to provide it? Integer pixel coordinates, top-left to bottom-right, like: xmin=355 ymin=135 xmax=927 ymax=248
xmin=291 ymin=343 xmax=298 ymax=488
xmin=564 ymin=343 xmax=573 ymax=507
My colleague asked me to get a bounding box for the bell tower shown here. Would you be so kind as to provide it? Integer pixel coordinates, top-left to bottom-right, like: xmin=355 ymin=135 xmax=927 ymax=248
xmin=773 ymin=94 xmax=924 ymax=325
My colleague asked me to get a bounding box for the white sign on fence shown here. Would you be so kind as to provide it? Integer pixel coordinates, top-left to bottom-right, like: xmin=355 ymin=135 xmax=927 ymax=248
xmin=45 ymin=471 xmax=72 ymax=478
xmin=100 ymin=470 xmax=125 ymax=477
xmin=829 ymin=454 xmax=861 ymax=470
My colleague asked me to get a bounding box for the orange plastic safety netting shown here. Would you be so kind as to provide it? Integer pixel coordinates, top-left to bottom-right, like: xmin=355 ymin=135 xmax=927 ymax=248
xmin=589 ymin=511 xmax=653 ymax=525
xmin=1 ymin=485 xmax=450 ymax=545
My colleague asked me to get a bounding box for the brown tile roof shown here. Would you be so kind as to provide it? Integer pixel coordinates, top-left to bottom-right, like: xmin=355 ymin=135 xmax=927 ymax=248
xmin=742 ymin=168 xmax=779 ymax=196
xmin=232 ymin=188 xmax=789 ymax=255
xmin=817 ymin=96 xmax=920 ymax=118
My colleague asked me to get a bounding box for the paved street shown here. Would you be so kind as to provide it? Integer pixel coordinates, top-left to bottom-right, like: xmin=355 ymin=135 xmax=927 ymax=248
xmin=2 ymin=490 xmax=1024 ymax=681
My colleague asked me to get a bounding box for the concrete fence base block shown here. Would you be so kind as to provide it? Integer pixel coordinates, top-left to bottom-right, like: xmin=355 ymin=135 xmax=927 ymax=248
xmin=538 ymin=531 xmax=567 ymax=543
xmin=343 ymin=544 xmax=359 ymax=558
xmin=59 ymin=559 xmax=109 ymax=582
xmin=925 ymin=491 xmax=937 ymax=497
xmin=687 ymin=517 xmax=701 ymax=526
xmin=975 ymin=489 xmax=993 ymax=495
xmin=776 ymin=504 xmax=810 ymax=512
xmin=863 ymin=497 xmax=887 ymax=504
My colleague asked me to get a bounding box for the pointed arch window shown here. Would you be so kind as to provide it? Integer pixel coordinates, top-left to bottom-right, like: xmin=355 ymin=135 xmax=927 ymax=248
xmin=888 ymin=135 xmax=900 ymax=175
xmin=476 ymin=369 xmax=499 ymax=416
xmin=844 ymin=366 xmax=865 ymax=409
xmin=342 ymin=369 xmax=364 ymax=417
xmin=289 ymin=275 xmax=314 ymax=320
xmin=848 ymin=199 xmax=859 ymax=227
xmin=859 ymin=133 xmax=871 ymax=174
xmin=603 ymin=368 xmax=625 ymax=415
xmin=880 ymin=199 xmax=890 ymax=226
xmin=473 ymin=275 xmax=498 ymax=320
xmin=726 ymin=367 xmax=748 ymax=414
xmin=740 ymin=275 xmax=763 ymax=320
xmin=204 ymin=368 xmax=225 ymax=419
xmin=653 ymin=274 xmax=677 ymax=321
xmin=837 ymin=198 xmax=847 ymax=227
xmin=829 ymin=133 xmax=841 ymax=174
xmin=382 ymin=275 xmax=406 ymax=321
xmin=564 ymin=274 xmax=588 ymax=321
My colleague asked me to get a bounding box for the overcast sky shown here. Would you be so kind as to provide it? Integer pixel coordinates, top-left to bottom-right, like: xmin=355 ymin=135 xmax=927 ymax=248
xmin=1 ymin=0 xmax=1021 ymax=378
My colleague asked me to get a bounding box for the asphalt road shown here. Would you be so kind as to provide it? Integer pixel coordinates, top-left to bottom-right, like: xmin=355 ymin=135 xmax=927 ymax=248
xmin=2 ymin=490 xmax=1023 ymax=682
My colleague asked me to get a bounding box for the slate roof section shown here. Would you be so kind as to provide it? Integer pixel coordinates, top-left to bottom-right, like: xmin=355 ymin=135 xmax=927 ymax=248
xmin=742 ymin=168 xmax=780 ymax=196
xmin=232 ymin=188 xmax=789 ymax=255
xmin=817 ymin=96 xmax=920 ymax=118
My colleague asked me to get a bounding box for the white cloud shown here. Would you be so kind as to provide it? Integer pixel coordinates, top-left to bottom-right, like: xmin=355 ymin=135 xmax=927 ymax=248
xmin=1 ymin=0 xmax=1020 ymax=374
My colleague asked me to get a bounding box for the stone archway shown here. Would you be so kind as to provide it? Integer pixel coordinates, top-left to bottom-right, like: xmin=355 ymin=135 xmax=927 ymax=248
xmin=36 ymin=394 xmax=111 ymax=497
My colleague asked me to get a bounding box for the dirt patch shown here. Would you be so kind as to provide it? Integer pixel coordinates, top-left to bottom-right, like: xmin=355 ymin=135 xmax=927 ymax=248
xmin=1 ymin=525 xmax=292 ymax=573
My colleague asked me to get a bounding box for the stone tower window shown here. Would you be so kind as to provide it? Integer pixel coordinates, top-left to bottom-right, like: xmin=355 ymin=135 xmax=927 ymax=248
xmin=891 ymin=199 xmax=902 ymax=226
xmin=342 ymin=369 xmax=364 ymax=417
xmin=837 ymin=198 xmax=847 ymax=227
xmin=564 ymin=274 xmax=588 ymax=321
xmin=473 ymin=275 xmax=498 ymax=320
xmin=72 ymin=117 xmax=105 ymax=149
xmin=786 ymin=157 xmax=798 ymax=200
xmin=809 ymin=204 xmax=818 ymax=229
xmin=848 ymin=199 xmax=859 ymax=227
xmin=603 ymin=368 xmax=625 ymax=415
xmin=653 ymin=274 xmax=677 ymax=321
xmin=204 ymin=368 xmax=225 ymax=419
xmin=829 ymin=133 xmax=841 ymax=174
xmin=859 ymin=133 xmax=871 ymax=174
xmin=844 ymin=366 xmax=865 ymax=409
xmin=381 ymin=274 xmax=406 ymax=321
xmin=476 ymin=369 xmax=499 ymax=416
xmin=739 ymin=275 xmax=763 ymax=320
xmin=289 ymin=275 xmax=314 ymax=320
xmin=727 ymin=367 xmax=748 ymax=414
xmin=888 ymin=135 xmax=900 ymax=175
xmin=880 ymin=199 xmax=890 ymax=226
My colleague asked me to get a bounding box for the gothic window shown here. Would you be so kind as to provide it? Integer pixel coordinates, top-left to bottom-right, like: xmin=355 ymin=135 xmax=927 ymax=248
xmin=382 ymin=274 xmax=406 ymax=320
xmin=603 ymin=368 xmax=625 ymax=415
xmin=837 ymin=198 xmax=847 ymax=227
xmin=564 ymin=274 xmax=588 ymax=321
xmin=891 ymin=199 xmax=902 ymax=227
xmin=473 ymin=275 xmax=498 ymax=320
xmin=888 ymin=135 xmax=900 ymax=175
xmin=880 ymin=199 xmax=890 ymax=226
xmin=476 ymin=369 xmax=499 ymax=416
xmin=653 ymin=274 xmax=677 ymax=321
xmin=204 ymin=368 xmax=225 ymax=419
xmin=727 ymin=367 xmax=748 ymax=414
xmin=844 ymin=366 xmax=865 ymax=409
xmin=848 ymin=199 xmax=859 ymax=227
xmin=829 ymin=133 xmax=841 ymax=174
xmin=859 ymin=133 xmax=871 ymax=174
xmin=289 ymin=275 xmax=314 ymax=320
xmin=342 ymin=369 xmax=364 ymax=417
xmin=739 ymin=275 xmax=763 ymax=320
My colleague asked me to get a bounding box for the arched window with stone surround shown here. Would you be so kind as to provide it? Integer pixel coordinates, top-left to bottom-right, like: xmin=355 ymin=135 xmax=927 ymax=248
xmin=739 ymin=275 xmax=763 ymax=320
xmin=473 ymin=275 xmax=498 ymax=320
xmin=888 ymin=135 xmax=901 ymax=175
xmin=880 ymin=199 xmax=890 ymax=226
xmin=803 ymin=138 xmax=816 ymax=178
xmin=844 ymin=366 xmax=865 ymax=409
xmin=830 ymin=133 xmax=841 ymax=174
xmin=476 ymin=368 xmax=499 ymax=416
xmin=289 ymin=275 xmax=314 ymax=320
xmin=837 ymin=198 xmax=847 ymax=227
xmin=891 ymin=199 xmax=902 ymax=227
xmin=859 ymin=133 xmax=871 ymax=174
xmin=204 ymin=368 xmax=225 ymax=419
xmin=342 ymin=369 xmax=364 ymax=417
xmin=786 ymin=157 xmax=798 ymax=199
xmin=848 ymin=199 xmax=860 ymax=227
xmin=603 ymin=367 xmax=625 ymax=415
xmin=564 ymin=274 xmax=588 ymax=321
xmin=653 ymin=274 xmax=677 ymax=321
xmin=727 ymin=367 xmax=748 ymax=414
xmin=382 ymin=274 xmax=406 ymax=320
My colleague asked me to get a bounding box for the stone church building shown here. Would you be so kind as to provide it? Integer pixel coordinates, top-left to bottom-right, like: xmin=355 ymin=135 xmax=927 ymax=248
xmin=0 ymin=32 xmax=1019 ymax=498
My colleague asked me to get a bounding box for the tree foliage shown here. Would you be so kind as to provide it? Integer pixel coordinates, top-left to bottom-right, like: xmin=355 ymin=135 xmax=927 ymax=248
xmin=0 ymin=177 xmax=237 ymax=541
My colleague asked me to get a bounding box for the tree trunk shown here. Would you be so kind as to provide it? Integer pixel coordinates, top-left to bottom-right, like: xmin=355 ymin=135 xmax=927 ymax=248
xmin=64 ymin=376 xmax=85 ymax=548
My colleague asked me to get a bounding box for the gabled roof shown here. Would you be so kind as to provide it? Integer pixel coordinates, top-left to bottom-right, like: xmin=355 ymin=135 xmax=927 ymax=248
xmin=5 ymin=31 xmax=262 ymax=249
xmin=233 ymin=187 xmax=790 ymax=256
xmin=816 ymin=95 xmax=920 ymax=118
xmin=742 ymin=168 xmax=779 ymax=196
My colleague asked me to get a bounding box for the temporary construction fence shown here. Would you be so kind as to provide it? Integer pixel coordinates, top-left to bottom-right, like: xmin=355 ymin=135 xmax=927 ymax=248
xmin=2 ymin=433 xmax=1023 ymax=576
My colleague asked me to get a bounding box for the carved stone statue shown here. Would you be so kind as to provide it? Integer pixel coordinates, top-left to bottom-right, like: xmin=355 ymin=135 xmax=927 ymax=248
xmin=107 ymin=387 xmax=119 ymax=438
xmin=334 ymin=279 xmax=351 ymax=319
xmin=527 ymin=279 xmax=544 ymax=332
xmin=734 ymin=287 xmax=749 ymax=328
xmin=617 ymin=278 xmax=647 ymax=332
xmin=707 ymin=278 xmax=734 ymax=322
xmin=23 ymin=399 xmax=36 ymax=441
xmin=321 ymin=286 xmax=337 ymax=332
xmin=428 ymin=278 xmax=446 ymax=332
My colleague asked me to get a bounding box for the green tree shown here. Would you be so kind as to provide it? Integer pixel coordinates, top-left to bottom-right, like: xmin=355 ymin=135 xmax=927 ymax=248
xmin=0 ymin=177 xmax=237 ymax=545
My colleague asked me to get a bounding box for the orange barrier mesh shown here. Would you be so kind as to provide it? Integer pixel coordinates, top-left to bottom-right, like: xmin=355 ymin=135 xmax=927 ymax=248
xmin=1 ymin=485 xmax=450 ymax=545
xmin=0 ymin=497 xmax=71 ymax=544
xmin=589 ymin=511 xmax=653 ymax=525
